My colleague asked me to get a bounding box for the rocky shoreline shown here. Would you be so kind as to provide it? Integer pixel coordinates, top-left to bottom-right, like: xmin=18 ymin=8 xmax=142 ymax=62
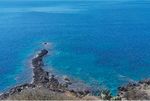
xmin=0 ymin=49 xmax=90 ymax=100
xmin=117 ymin=79 xmax=150 ymax=100
xmin=0 ymin=48 xmax=150 ymax=100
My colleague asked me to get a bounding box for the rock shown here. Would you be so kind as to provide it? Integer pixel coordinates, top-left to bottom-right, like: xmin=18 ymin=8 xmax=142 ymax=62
xmin=118 ymin=86 xmax=128 ymax=92
xmin=49 ymin=75 xmax=59 ymax=89
xmin=139 ymin=79 xmax=150 ymax=85
xmin=84 ymin=89 xmax=90 ymax=95
xmin=0 ymin=83 xmax=36 ymax=100
xmin=38 ymin=49 xmax=48 ymax=58
xmin=63 ymin=76 xmax=72 ymax=85
xmin=118 ymin=79 xmax=150 ymax=100
xmin=43 ymin=42 xmax=48 ymax=45
xmin=0 ymin=93 xmax=9 ymax=100
xmin=42 ymin=42 xmax=53 ymax=49
xmin=32 ymin=49 xmax=50 ymax=85
xmin=64 ymin=77 xmax=70 ymax=81
xmin=0 ymin=49 xmax=50 ymax=100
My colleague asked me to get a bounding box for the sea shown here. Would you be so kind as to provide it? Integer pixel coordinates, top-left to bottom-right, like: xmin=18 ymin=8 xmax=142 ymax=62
xmin=0 ymin=0 xmax=150 ymax=95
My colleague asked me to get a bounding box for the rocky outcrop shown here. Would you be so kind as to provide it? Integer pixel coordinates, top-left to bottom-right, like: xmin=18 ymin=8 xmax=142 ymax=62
xmin=1 ymin=48 xmax=149 ymax=100
xmin=0 ymin=84 xmax=35 ymax=100
xmin=0 ymin=49 xmax=51 ymax=100
xmin=118 ymin=79 xmax=150 ymax=100
xmin=0 ymin=49 xmax=90 ymax=100
xmin=32 ymin=49 xmax=49 ymax=85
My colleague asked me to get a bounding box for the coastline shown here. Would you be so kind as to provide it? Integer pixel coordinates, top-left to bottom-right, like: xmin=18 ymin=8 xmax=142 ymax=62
xmin=0 ymin=47 xmax=150 ymax=100
xmin=0 ymin=48 xmax=91 ymax=100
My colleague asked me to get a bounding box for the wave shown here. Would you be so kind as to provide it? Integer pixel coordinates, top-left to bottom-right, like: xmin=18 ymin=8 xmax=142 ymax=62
xmin=0 ymin=6 xmax=85 ymax=13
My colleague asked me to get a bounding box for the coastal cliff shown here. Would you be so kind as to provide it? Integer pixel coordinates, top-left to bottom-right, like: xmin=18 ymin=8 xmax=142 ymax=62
xmin=0 ymin=48 xmax=150 ymax=100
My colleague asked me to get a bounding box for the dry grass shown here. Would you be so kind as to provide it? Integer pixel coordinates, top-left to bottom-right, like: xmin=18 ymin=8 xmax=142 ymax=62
xmin=7 ymin=87 xmax=103 ymax=100
xmin=7 ymin=87 xmax=77 ymax=100
xmin=123 ymin=89 xmax=149 ymax=100
xmin=121 ymin=85 xmax=150 ymax=100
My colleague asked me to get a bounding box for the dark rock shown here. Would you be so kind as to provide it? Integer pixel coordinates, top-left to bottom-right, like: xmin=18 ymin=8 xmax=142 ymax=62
xmin=0 ymin=83 xmax=37 ymax=100
xmin=141 ymin=79 xmax=150 ymax=85
xmin=118 ymin=86 xmax=128 ymax=92
xmin=44 ymin=42 xmax=48 ymax=45
xmin=64 ymin=77 xmax=70 ymax=82
xmin=1 ymin=48 xmax=92 ymax=99
xmin=118 ymin=79 xmax=150 ymax=100
xmin=0 ymin=49 xmax=49 ymax=100
xmin=49 ymin=75 xmax=59 ymax=89
xmin=84 ymin=89 xmax=90 ymax=95
xmin=64 ymin=77 xmax=72 ymax=85
xmin=0 ymin=93 xmax=9 ymax=100
xmin=32 ymin=49 xmax=50 ymax=85
xmin=38 ymin=49 xmax=48 ymax=58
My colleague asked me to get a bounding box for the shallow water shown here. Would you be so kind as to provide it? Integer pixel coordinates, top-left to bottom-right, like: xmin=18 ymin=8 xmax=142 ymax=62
xmin=0 ymin=0 xmax=150 ymax=94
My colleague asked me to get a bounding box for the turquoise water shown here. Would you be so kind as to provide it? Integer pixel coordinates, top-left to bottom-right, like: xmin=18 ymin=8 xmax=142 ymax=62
xmin=0 ymin=0 xmax=150 ymax=94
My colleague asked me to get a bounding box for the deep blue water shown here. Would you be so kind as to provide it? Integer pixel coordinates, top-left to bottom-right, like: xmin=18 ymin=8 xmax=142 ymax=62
xmin=0 ymin=0 xmax=150 ymax=94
